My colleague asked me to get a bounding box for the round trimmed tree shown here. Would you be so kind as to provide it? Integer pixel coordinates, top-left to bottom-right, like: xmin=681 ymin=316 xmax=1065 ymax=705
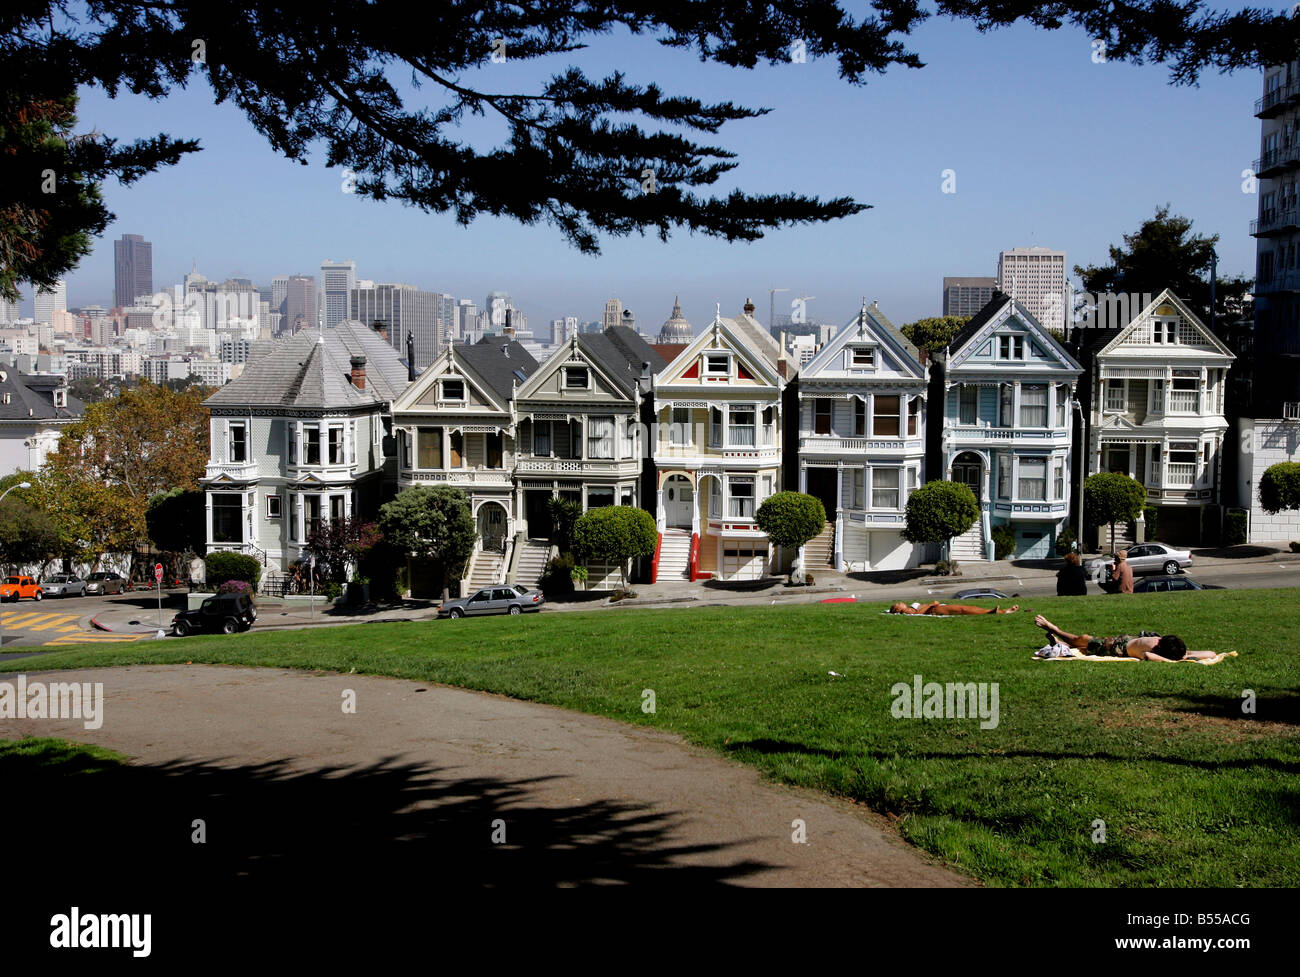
xmin=571 ymin=505 xmax=658 ymax=588
xmin=1259 ymin=462 xmax=1300 ymax=515
xmin=901 ymin=480 xmax=980 ymax=561
xmin=756 ymin=491 xmax=826 ymax=581
xmin=1083 ymin=472 xmax=1147 ymax=555
xmin=377 ymin=485 xmax=476 ymax=599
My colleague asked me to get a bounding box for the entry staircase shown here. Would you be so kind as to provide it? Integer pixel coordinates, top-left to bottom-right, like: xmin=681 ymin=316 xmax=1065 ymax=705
xmin=950 ymin=520 xmax=987 ymax=562
xmin=467 ymin=549 xmax=505 ymax=590
xmin=657 ymin=529 xmax=691 ymax=580
xmin=513 ymin=539 xmax=552 ymax=590
xmin=803 ymin=521 xmax=835 ymax=569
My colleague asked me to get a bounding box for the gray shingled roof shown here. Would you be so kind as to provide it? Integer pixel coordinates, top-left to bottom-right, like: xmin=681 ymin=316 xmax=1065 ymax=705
xmin=580 ymin=328 xmax=668 ymax=395
xmin=462 ymin=339 xmax=539 ymax=402
xmin=0 ymin=370 xmax=83 ymax=421
xmin=864 ymin=302 xmax=922 ymax=365
xmin=204 ymin=321 xmax=410 ymax=409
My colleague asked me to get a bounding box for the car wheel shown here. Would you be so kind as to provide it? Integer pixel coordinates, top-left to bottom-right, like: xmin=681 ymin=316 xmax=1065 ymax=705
xmin=509 ymin=604 xmax=521 ymax=616
xmin=1163 ymin=560 xmax=1180 ymax=575
xmin=33 ymin=590 xmax=42 ymax=601
xmin=221 ymin=618 xmax=240 ymax=635
xmin=174 ymin=619 xmax=192 ymax=637
xmin=448 ymin=608 xmax=464 ymax=619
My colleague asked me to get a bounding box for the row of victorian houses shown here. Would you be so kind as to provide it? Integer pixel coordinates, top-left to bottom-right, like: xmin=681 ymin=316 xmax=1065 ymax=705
xmin=199 ymin=289 xmax=1237 ymax=596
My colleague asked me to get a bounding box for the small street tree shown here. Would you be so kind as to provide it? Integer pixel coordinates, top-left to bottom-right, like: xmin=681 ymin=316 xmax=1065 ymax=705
xmin=572 ymin=505 xmax=658 ymax=588
xmin=0 ymin=477 xmax=60 ymax=573
xmin=376 ymin=486 xmax=475 ymax=599
xmin=1084 ymin=472 xmax=1147 ymax=554
xmin=303 ymin=516 xmax=383 ymax=584
xmin=901 ymin=480 xmax=980 ymax=561
xmin=1259 ymin=462 xmax=1300 ymax=515
xmin=900 ymin=315 xmax=970 ymax=355
xmin=756 ymin=491 xmax=826 ymax=582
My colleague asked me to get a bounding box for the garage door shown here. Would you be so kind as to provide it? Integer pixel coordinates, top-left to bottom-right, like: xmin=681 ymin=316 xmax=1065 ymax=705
xmin=722 ymin=542 xmax=766 ymax=580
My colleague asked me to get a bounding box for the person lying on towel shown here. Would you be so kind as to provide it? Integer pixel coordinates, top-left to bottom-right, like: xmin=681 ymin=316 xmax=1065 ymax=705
xmin=890 ymin=601 xmax=1020 ymax=616
xmin=1033 ymin=613 xmax=1215 ymax=661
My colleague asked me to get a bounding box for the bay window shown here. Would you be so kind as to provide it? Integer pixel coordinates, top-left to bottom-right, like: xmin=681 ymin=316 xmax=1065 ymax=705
xmin=669 ymin=407 xmax=692 ymax=446
xmin=729 ymin=477 xmax=755 ymax=517
xmin=907 ymin=397 xmax=920 ymax=436
xmin=229 ymin=422 xmax=247 ymax=463
xmin=417 ymin=427 xmax=442 ymax=468
xmin=854 ymin=398 xmax=866 ymax=436
xmin=534 ymin=421 xmax=552 ymax=456
xmin=873 ymin=395 xmax=900 ymax=436
xmin=304 ymin=427 xmax=321 ymax=465
xmin=709 ymin=478 xmax=721 ymax=518
xmin=328 ymin=425 xmax=344 ymax=464
xmin=709 ymin=407 xmax=723 ymax=447
xmin=1055 ymin=385 xmax=1068 ymax=427
xmin=871 ymin=468 xmax=900 ymax=509
xmin=1105 ymin=379 xmax=1125 ymax=411
xmin=1018 ymin=457 xmax=1047 ymax=500
xmin=1020 ymin=384 xmax=1047 ymax=427
xmin=999 ymin=385 xmax=1013 ymax=427
xmin=814 ymin=398 xmax=832 ymax=435
xmin=1053 ymin=459 xmax=1065 ymax=500
xmin=729 ymin=405 xmax=756 ymax=446
xmin=998 ymin=454 xmax=1011 ymax=499
xmin=211 ymin=493 xmax=244 ymax=543
xmin=852 ymin=468 xmax=865 ymax=509
xmin=587 ymin=416 xmax=614 ymax=459
xmin=959 ymin=385 xmax=977 ymax=425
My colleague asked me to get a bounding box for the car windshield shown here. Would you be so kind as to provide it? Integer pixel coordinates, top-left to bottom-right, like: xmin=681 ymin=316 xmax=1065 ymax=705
xmin=88 ymin=573 xmax=106 ymax=580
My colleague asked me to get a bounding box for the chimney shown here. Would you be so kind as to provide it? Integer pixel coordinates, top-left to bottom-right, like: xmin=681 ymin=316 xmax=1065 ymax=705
xmin=406 ymin=331 xmax=416 ymax=382
xmin=504 ymin=308 xmax=514 ymax=339
xmin=640 ymin=360 xmax=651 ymax=380
xmin=502 ymin=344 xmax=510 ymax=358
xmin=350 ymin=354 xmax=366 ymax=390
xmin=743 ymin=297 xmax=756 ymax=316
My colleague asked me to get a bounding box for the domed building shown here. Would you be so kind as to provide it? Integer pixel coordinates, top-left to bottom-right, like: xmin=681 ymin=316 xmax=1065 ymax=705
xmin=657 ymin=297 xmax=694 ymax=344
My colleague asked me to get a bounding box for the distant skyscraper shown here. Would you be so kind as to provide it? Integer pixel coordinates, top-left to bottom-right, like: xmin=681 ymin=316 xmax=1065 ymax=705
xmin=320 ymin=259 xmax=357 ymax=328
xmin=283 ymin=275 xmax=318 ymax=334
xmin=1 ymin=290 xmax=23 ymax=324
xmin=271 ymin=276 xmax=288 ymax=313
xmin=33 ymin=279 xmax=67 ymax=324
xmin=942 ymin=277 xmax=996 ymax=317
xmin=113 ymin=234 xmax=153 ymax=309
xmin=485 ymin=291 xmax=513 ymax=330
xmin=602 ymin=298 xmax=623 ymax=331
xmin=996 ymin=248 xmax=1068 ymax=332
xmin=351 ymin=283 xmax=440 ymax=369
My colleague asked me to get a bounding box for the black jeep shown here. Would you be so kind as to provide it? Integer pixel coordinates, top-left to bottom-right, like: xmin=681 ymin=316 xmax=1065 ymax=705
xmin=172 ymin=593 xmax=258 ymax=636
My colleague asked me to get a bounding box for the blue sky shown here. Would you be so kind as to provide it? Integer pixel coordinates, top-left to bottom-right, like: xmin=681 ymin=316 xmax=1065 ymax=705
xmin=35 ymin=9 xmax=1263 ymax=333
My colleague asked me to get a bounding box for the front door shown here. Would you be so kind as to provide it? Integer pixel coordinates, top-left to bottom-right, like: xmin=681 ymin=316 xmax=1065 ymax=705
xmin=952 ymin=456 xmax=982 ymax=501
xmin=664 ymin=476 xmax=693 ymax=529
xmin=805 ymin=468 xmax=838 ymax=517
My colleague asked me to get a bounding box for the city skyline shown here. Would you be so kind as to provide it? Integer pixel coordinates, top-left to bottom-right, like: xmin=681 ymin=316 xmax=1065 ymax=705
xmin=18 ymin=16 xmax=1257 ymax=332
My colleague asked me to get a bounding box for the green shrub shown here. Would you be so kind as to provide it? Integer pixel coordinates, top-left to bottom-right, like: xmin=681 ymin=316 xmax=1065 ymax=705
xmin=547 ymin=497 xmax=582 ymax=549
xmin=902 ymin=481 xmax=979 ymax=551
xmin=1054 ymin=526 xmax=1077 ymax=556
xmin=540 ymin=553 xmax=576 ymax=597
xmin=1259 ymin=462 xmax=1300 ymax=515
xmin=991 ymin=525 xmax=1015 ymax=560
xmin=1141 ymin=505 xmax=1158 ymax=540
xmin=203 ymin=551 xmax=261 ymax=588
xmin=572 ymin=506 xmax=657 ymax=587
xmin=755 ymin=492 xmax=826 ymax=551
xmin=934 ymin=559 xmax=961 ymax=576
xmin=1223 ymin=510 xmax=1248 ymax=546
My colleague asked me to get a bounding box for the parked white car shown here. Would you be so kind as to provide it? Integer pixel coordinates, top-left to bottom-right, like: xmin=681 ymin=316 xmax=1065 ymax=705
xmin=1086 ymin=542 xmax=1193 ymax=579
xmin=40 ymin=574 xmax=87 ymax=598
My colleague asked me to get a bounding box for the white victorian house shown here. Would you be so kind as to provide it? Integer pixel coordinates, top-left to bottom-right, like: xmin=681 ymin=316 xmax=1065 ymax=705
xmin=797 ymin=301 xmax=928 ymax=571
xmin=389 ymin=338 xmax=538 ymax=595
xmin=651 ymin=303 xmax=790 ymax=581
xmin=201 ymin=321 xmax=410 ymax=578
xmin=1086 ymin=289 xmax=1235 ymax=542
xmin=934 ymin=293 xmax=1083 ymax=560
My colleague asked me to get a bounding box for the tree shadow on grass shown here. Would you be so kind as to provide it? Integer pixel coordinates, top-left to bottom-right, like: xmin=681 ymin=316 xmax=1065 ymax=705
xmin=1 ymin=743 xmax=775 ymax=894
xmin=1145 ymin=691 xmax=1300 ymax=726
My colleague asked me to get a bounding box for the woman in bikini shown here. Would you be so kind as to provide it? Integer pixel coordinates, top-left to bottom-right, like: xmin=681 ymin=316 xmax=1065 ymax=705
xmin=890 ymin=601 xmax=1020 ymax=616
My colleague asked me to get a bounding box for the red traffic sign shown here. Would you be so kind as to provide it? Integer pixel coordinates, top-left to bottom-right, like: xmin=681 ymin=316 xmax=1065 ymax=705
xmin=154 ymin=563 xmax=164 ymax=582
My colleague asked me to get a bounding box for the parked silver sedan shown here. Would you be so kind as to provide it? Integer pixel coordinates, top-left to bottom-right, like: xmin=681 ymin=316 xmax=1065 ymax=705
xmin=1086 ymin=542 xmax=1193 ymax=579
xmin=41 ymin=573 xmax=87 ymax=597
xmin=85 ymin=571 xmax=126 ymax=595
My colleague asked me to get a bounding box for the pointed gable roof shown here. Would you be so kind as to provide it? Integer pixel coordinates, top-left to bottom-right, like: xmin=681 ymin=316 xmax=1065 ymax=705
xmin=947 ymin=291 xmax=1082 ymax=374
xmin=458 ymin=339 xmax=539 ymax=402
xmin=656 ymin=306 xmax=783 ymax=387
xmin=1095 ymin=288 xmax=1235 ymax=359
xmin=803 ymin=300 xmax=925 ymax=378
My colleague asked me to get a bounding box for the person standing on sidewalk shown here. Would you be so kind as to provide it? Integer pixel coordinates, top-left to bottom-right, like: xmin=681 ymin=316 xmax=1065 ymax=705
xmin=1056 ymin=552 xmax=1089 ymax=596
xmin=1110 ymin=550 xmax=1134 ymax=594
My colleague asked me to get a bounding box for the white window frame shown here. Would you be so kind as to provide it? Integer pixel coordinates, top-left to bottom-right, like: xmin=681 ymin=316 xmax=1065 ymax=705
xmin=728 ymin=404 xmax=756 ymax=447
xmin=1019 ymin=383 xmax=1048 ymax=428
xmin=852 ymin=468 xmax=865 ymax=509
xmin=1052 ymin=458 xmax=1065 ymax=501
xmin=563 ymin=366 xmax=590 ymax=390
xmin=870 ymin=467 xmax=901 ymax=510
xmin=228 ymin=421 xmax=247 ymax=463
xmin=728 ymin=476 xmax=755 ymax=518
xmin=709 ymin=478 xmax=722 ymax=518
xmin=441 ymin=378 xmax=465 ymax=401
xmin=1105 ymin=379 xmax=1125 ymax=412
xmin=998 ymin=335 xmax=1024 ymax=360
xmin=327 ymin=424 xmax=345 ymax=465
xmin=703 ymin=352 xmax=731 ymax=378
xmin=958 ymin=385 xmax=977 ymax=425
xmin=872 ymin=394 xmax=901 ymax=437
xmin=266 ymin=494 xmax=282 ymax=519
xmin=669 ymin=407 xmax=692 ymax=446
xmin=587 ymin=416 xmax=614 ymax=459
xmin=1018 ymin=456 xmax=1047 ymax=501
xmin=849 ymin=346 xmax=875 ymax=368
xmin=1149 ymin=378 xmax=1165 ymax=415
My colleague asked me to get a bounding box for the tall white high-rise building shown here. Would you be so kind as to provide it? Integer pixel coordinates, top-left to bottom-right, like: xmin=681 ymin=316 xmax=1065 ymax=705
xmin=320 ymin=259 xmax=357 ymax=329
xmin=33 ymin=279 xmax=67 ymax=325
xmin=602 ymin=297 xmax=623 ymax=331
xmin=996 ymin=247 xmax=1068 ymax=332
xmin=0 ymin=292 xmax=20 ymax=324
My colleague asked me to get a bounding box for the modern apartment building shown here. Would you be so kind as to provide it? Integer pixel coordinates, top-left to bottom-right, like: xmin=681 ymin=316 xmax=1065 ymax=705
xmin=351 ymin=283 xmax=440 ymax=370
xmin=942 ymin=277 xmax=996 ymax=318
xmin=283 ymin=275 xmax=317 ymax=334
xmin=996 ymin=248 xmax=1068 ymax=334
xmin=114 ymin=233 xmax=153 ymax=309
xmin=33 ymin=280 xmax=67 ymax=325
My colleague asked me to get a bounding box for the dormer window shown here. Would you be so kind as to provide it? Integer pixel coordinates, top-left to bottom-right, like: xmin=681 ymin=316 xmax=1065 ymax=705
xmin=564 ymin=366 xmax=589 ymax=389
xmin=998 ymin=335 xmax=1024 ymax=359
xmin=704 ymin=353 xmax=730 ymax=377
xmin=850 ymin=347 xmax=875 ymax=368
xmin=441 ymin=379 xmax=465 ymax=401
xmin=1152 ymin=319 xmax=1177 ymax=344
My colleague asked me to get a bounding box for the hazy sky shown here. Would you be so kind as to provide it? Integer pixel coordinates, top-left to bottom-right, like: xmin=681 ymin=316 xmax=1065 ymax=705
xmin=35 ymin=9 xmax=1263 ymax=334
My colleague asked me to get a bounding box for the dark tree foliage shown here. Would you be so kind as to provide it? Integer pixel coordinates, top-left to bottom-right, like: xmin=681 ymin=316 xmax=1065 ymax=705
xmin=1259 ymin=462 xmax=1300 ymax=515
xmin=145 ymin=488 xmax=206 ymax=555
xmin=3 ymin=0 xmax=1297 ymax=283
xmin=1075 ymin=205 xmax=1253 ymax=328
xmin=902 ymin=480 xmax=980 ymax=554
xmin=901 ymin=315 xmax=970 ymax=354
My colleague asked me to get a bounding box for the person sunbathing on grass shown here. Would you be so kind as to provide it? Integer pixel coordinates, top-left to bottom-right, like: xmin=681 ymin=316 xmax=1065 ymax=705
xmin=1033 ymin=614 xmax=1216 ymax=661
xmin=889 ymin=601 xmax=1020 ymax=616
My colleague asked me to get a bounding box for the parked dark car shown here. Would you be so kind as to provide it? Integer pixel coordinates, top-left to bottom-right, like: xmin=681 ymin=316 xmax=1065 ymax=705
xmin=171 ymin=593 xmax=258 ymax=635
xmin=85 ymin=571 xmax=125 ymax=595
xmin=1132 ymin=575 xmax=1223 ymax=594
xmin=951 ymin=588 xmax=1012 ymax=600
xmin=438 ymin=584 xmax=544 ymax=618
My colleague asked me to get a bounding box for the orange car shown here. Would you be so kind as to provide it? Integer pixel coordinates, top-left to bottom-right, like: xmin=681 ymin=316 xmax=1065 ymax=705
xmin=1 ymin=575 xmax=44 ymax=602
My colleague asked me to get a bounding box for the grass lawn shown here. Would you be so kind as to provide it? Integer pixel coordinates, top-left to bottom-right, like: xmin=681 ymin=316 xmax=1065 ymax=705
xmin=5 ymin=588 xmax=1298 ymax=887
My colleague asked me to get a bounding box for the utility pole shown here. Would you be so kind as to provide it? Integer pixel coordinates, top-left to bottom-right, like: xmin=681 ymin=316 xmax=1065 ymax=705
xmin=1209 ymin=249 xmax=1218 ymax=334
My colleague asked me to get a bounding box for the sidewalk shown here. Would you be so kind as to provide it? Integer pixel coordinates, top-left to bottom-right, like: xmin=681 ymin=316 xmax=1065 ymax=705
xmin=87 ymin=593 xmax=445 ymax=635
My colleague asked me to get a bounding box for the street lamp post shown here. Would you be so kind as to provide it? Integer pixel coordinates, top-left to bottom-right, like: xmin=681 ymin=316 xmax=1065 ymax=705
xmin=1072 ymin=398 xmax=1086 ymax=553
xmin=0 ymin=481 xmax=32 ymax=505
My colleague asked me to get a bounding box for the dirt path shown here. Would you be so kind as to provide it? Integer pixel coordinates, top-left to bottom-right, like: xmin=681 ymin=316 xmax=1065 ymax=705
xmin=0 ymin=664 xmax=970 ymax=887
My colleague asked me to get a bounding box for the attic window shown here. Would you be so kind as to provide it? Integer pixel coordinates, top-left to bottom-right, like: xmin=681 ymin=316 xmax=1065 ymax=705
xmin=565 ymin=367 xmax=589 ymax=389
xmin=1152 ymin=319 xmax=1177 ymax=344
xmin=442 ymin=379 xmax=464 ymax=400
xmin=704 ymin=353 xmax=729 ymax=377
xmin=998 ymin=335 xmax=1024 ymax=359
xmin=850 ymin=347 xmax=875 ymax=367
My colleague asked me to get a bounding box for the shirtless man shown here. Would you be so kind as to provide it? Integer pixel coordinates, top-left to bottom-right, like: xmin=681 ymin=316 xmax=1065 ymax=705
xmin=1033 ymin=613 xmax=1216 ymax=661
xmin=890 ymin=601 xmax=1020 ymax=616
